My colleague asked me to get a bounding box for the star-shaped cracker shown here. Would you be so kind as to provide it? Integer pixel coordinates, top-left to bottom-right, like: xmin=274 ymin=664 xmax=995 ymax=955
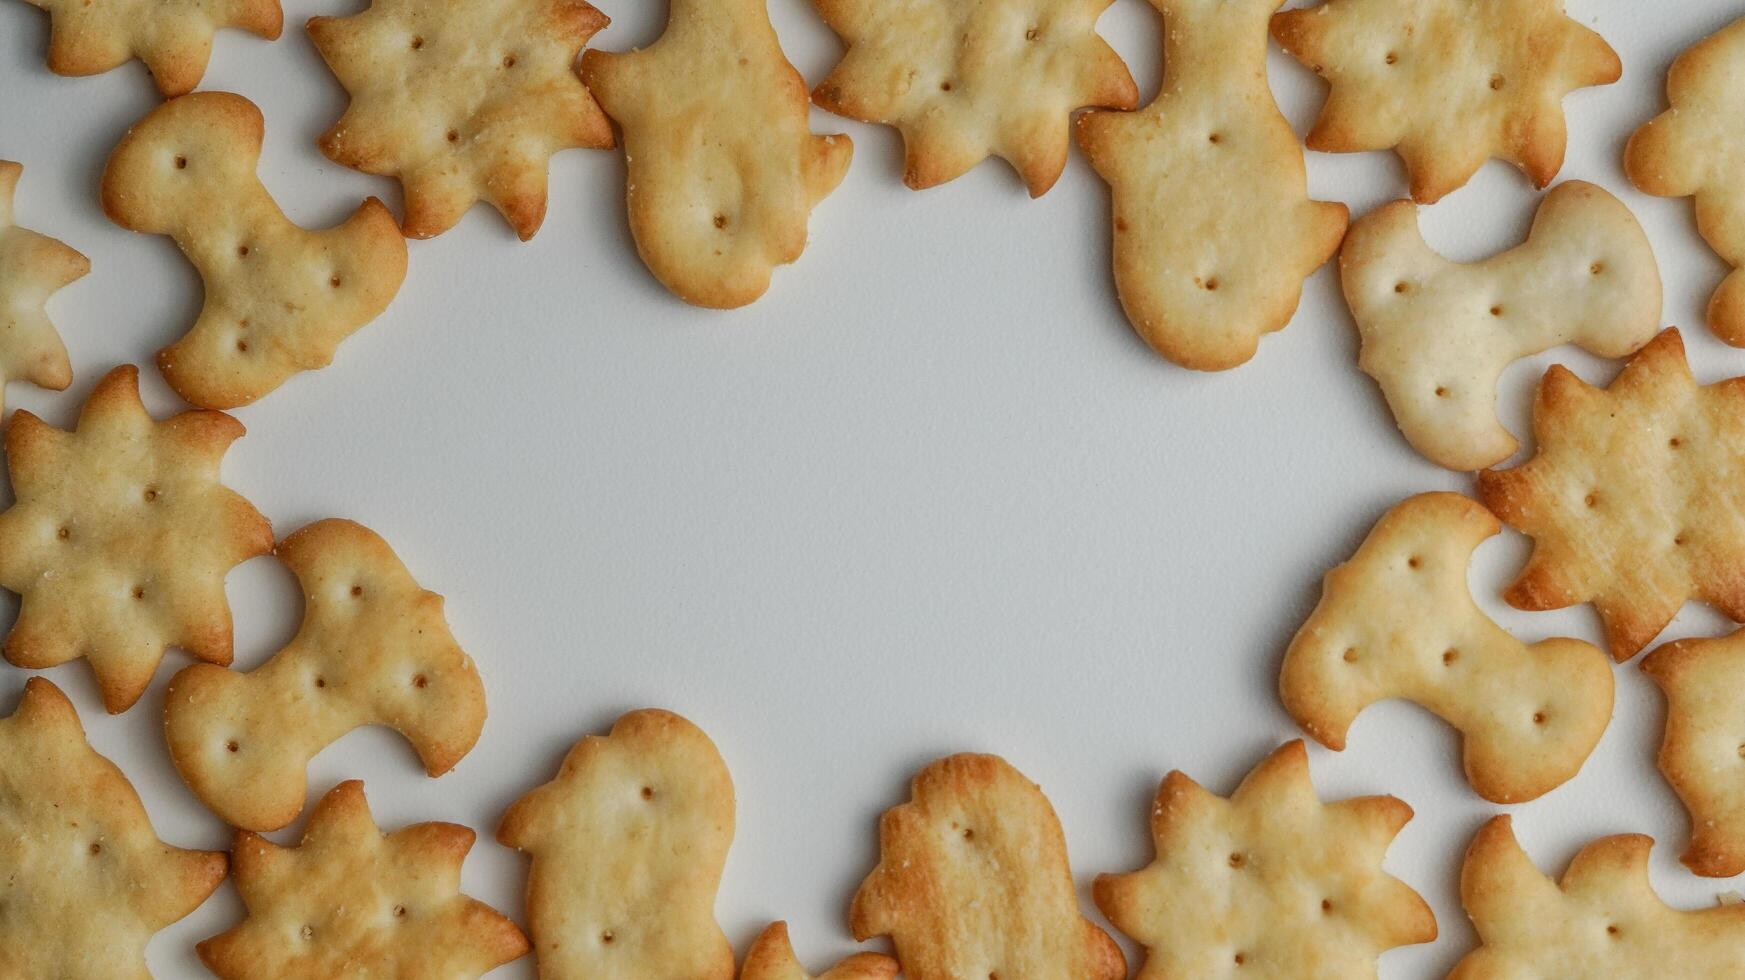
xmin=165 ymin=519 xmax=487 ymax=832
xmin=1095 ymin=740 xmax=1436 ymax=978
xmin=308 ymin=0 xmax=614 ymax=241
xmin=1626 ymin=17 xmax=1745 ymax=347
xmin=809 ymin=0 xmax=1136 ymax=196
xmin=102 ymin=92 xmax=409 ymax=408
xmin=579 ymin=0 xmax=852 ymax=308
xmin=1477 ymin=328 xmax=1745 ymax=661
xmin=1450 ymin=815 xmax=1745 ymax=978
xmin=0 ymin=161 xmax=86 ymax=414
xmin=0 ymin=677 xmax=227 ymax=978
xmin=1075 ymin=0 xmax=1348 ymax=370
xmin=851 ymin=753 xmax=1125 ymax=980
xmin=1642 ymin=629 xmax=1745 ymax=878
xmin=741 ymin=922 xmax=897 ymax=980
xmin=18 ymin=0 xmax=283 ymax=97
xmin=1272 ymin=0 xmax=1621 ymax=203
xmin=0 ymin=364 xmax=273 ymax=713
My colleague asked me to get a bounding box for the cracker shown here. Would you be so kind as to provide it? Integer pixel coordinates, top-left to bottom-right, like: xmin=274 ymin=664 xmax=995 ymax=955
xmin=1625 ymin=17 xmax=1745 ymax=347
xmin=1272 ymin=0 xmax=1621 ymax=204
xmin=308 ymin=0 xmax=614 ymax=241
xmin=101 ymin=91 xmax=409 ymax=409
xmin=1477 ymin=328 xmax=1745 ymax=661
xmin=164 ymin=518 xmax=487 ymax=832
xmin=850 ymin=753 xmax=1125 ymax=980
xmin=1642 ymin=629 xmax=1745 ymax=877
xmin=1095 ymin=740 xmax=1436 ymax=978
xmin=0 ymin=364 xmax=273 ymax=713
xmin=0 ymin=160 xmax=87 ymax=414
xmin=1074 ymin=0 xmax=1348 ymax=371
xmin=809 ymin=0 xmax=1136 ymax=196
xmin=198 ymin=779 xmax=528 ymax=978
xmin=1451 ymin=815 xmax=1745 ymax=978
xmin=579 ymin=0 xmax=852 ymax=309
xmin=1283 ymin=492 xmax=1612 ymax=803
xmin=740 ymin=922 xmax=898 ymax=980
xmin=18 ymin=0 xmax=282 ymax=97
xmin=0 ymin=677 xmax=227 ymax=978
xmin=497 ymin=708 xmax=736 ymax=979
xmin=1341 ymin=180 xmax=1662 ymax=470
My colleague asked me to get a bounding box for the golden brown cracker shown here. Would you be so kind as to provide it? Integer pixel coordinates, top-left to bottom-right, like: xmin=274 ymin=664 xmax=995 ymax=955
xmin=0 ymin=160 xmax=86 ymax=413
xmin=18 ymin=0 xmax=282 ymax=96
xmin=740 ymin=922 xmax=897 ymax=980
xmin=1642 ymin=629 xmax=1745 ymax=877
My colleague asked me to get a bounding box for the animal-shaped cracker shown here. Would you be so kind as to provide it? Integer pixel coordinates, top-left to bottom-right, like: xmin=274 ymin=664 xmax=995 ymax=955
xmin=0 ymin=161 xmax=87 ymax=413
xmin=1095 ymin=740 xmax=1436 ymax=979
xmin=0 ymin=364 xmax=273 ymax=713
xmin=1075 ymin=0 xmax=1347 ymax=371
xmin=809 ymin=0 xmax=1136 ymax=196
xmin=308 ymin=0 xmax=614 ymax=241
xmin=1626 ymin=17 xmax=1745 ymax=348
xmin=199 ymin=779 xmax=529 ymax=978
xmin=1341 ymin=181 xmax=1662 ymax=470
xmin=498 ymin=708 xmax=736 ymax=980
xmin=579 ymin=0 xmax=852 ymax=308
xmin=1283 ymin=493 xmax=1613 ymax=803
xmin=851 ymin=753 xmax=1125 ymax=980
xmin=0 ymin=677 xmax=227 ymax=978
xmin=102 ymin=92 xmax=409 ymax=408
xmin=164 ymin=519 xmax=487 ymax=832
xmin=1450 ymin=815 xmax=1745 ymax=978
xmin=1272 ymin=0 xmax=1621 ymax=204
xmin=740 ymin=922 xmax=897 ymax=980
xmin=1642 ymin=629 xmax=1745 ymax=877
xmin=1477 ymin=328 xmax=1745 ymax=661
xmin=16 ymin=0 xmax=282 ymax=96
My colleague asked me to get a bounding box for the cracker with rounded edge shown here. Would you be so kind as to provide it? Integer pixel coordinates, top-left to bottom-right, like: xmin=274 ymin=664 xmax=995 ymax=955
xmin=17 ymin=0 xmax=282 ymax=97
xmin=1341 ymin=180 xmax=1662 ymax=471
xmin=1272 ymin=0 xmax=1620 ymax=204
xmin=308 ymin=0 xmax=614 ymax=241
xmin=165 ymin=518 xmax=487 ymax=832
xmin=0 ymin=677 xmax=227 ymax=979
xmin=851 ymin=753 xmax=1125 ymax=980
xmin=498 ymin=708 xmax=736 ymax=980
xmin=809 ymin=0 xmax=1135 ymax=197
xmin=740 ymin=922 xmax=897 ymax=980
xmin=1450 ymin=815 xmax=1745 ymax=978
xmin=1075 ymin=0 xmax=1347 ymax=371
xmin=0 ymin=364 xmax=273 ymax=713
xmin=1095 ymin=740 xmax=1436 ymax=979
xmin=1477 ymin=328 xmax=1745 ymax=661
xmin=102 ymin=91 xmax=409 ymax=409
xmin=580 ymin=0 xmax=852 ymax=309
xmin=1642 ymin=629 xmax=1745 ymax=878
xmin=1626 ymin=17 xmax=1745 ymax=348
xmin=199 ymin=779 xmax=529 ymax=978
xmin=0 ymin=161 xmax=87 ymax=414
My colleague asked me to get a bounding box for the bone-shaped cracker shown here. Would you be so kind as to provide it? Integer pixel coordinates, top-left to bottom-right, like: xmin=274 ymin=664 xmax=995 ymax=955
xmin=498 ymin=708 xmax=736 ymax=980
xmin=199 ymin=779 xmax=529 ymax=978
xmin=851 ymin=753 xmax=1125 ymax=980
xmin=1341 ymin=181 xmax=1662 ymax=471
xmin=580 ymin=0 xmax=852 ymax=308
xmin=1642 ymin=629 xmax=1745 ymax=877
xmin=0 ymin=677 xmax=228 ymax=979
xmin=1075 ymin=0 xmax=1347 ymax=371
xmin=741 ymin=922 xmax=897 ymax=980
xmin=1450 ymin=815 xmax=1745 ymax=978
xmin=0 ymin=161 xmax=86 ymax=414
xmin=102 ymin=92 xmax=408 ymax=408
xmin=17 ymin=0 xmax=282 ymax=97
xmin=1283 ymin=492 xmax=1613 ymax=803
xmin=809 ymin=0 xmax=1136 ymax=196
xmin=164 ymin=518 xmax=487 ymax=832
xmin=1096 ymin=740 xmax=1436 ymax=978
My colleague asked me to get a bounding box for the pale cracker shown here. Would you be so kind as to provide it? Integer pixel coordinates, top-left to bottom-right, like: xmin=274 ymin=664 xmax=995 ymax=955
xmin=165 ymin=518 xmax=487 ymax=832
xmin=1075 ymin=0 xmax=1347 ymax=371
xmin=498 ymin=708 xmax=736 ymax=980
xmin=102 ymin=91 xmax=409 ymax=408
xmin=1341 ymin=180 xmax=1662 ymax=470
xmin=17 ymin=0 xmax=282 ymax=96
xmin=1095 ymin=740 xmax=1436 ymax=979
xmin=1642 ymin=629 xmax=1745 ymax=877
xmin=740 ymin=922 xmax=897 ymax=980
xmin=851 ymin=752 xmax=1125 ymax=980
xmin=0 ymin=161 xmax=86 ymax=414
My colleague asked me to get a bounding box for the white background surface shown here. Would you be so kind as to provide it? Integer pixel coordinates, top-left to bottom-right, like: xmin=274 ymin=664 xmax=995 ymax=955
xmin=0 ymin=0 xmax=1741 ymax=976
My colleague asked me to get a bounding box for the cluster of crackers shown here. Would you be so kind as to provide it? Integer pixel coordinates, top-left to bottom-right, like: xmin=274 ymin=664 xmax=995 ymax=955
xmin=10 ymin=0 xmax=1745 ymax=976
